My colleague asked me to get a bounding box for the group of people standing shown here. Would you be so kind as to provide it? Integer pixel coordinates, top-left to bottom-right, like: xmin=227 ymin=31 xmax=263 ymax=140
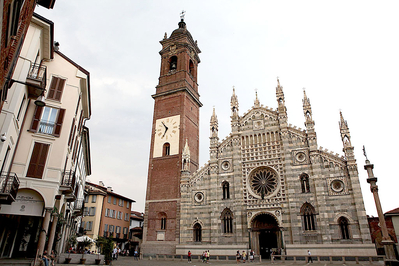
xmin=38 ymin=250 xmax=55 ymax=266
xmin=236 ymin=250 xmax=255 ymax=263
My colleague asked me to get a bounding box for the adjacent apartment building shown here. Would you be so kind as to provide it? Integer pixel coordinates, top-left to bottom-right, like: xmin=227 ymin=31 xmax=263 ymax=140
xmin=1 ymin=0 xmax=56 ymax=112
xmin=0 ymin=13 xmax=91 ymax=258
xmin=83 ymin=182 xmax=134 ymax=251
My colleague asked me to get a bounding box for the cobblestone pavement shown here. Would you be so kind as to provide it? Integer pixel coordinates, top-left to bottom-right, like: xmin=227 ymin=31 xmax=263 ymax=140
xmin=56 ymin=256 xmax=385 ymax=266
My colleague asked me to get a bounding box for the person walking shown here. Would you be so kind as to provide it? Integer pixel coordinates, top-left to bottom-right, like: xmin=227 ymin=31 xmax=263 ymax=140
xmin=134 ymin=250 xmax=138 ymax=260
xmin=249 ymin=250 xmax=254 ymax=262
xmin=307 ymin=250 xmax=313 ymax=263
xmin=112 ymin=247 xmax=118 ymax=260
xmin=236 ymin=250 xmax=241 ymax=264
xmin=188 ymin=250 xmax=192 ymax=263
xmin=242 ymin=250 xmax=246 ymax=263
xmin=206 ymin=250 xmax=210 ymax=263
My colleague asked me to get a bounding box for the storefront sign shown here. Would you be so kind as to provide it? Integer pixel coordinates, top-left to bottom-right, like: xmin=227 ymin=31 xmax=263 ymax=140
xmin=0 ymin=189 xmax=44 ymax=217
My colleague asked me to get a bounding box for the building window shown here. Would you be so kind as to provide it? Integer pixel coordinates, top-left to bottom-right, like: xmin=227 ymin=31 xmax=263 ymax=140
xmin=125 ymin=213 xmax=129 ymax=221
xmin=105 ymin=208 xmax=109 ymax=217
xmin=113 ymin=197 xmax=117 ymax=205
xmin=47 ymin=76 xmax=66 ymax=101
xmin=84 ymin=196 xmax=89 ymax=203
xmin=126 ymin=201 xmax=130 ymax=209
xmin=159 ymin=212 xmax=167 ymax=230
xmin=29 ymin=106 xmax=65 ymax=137
xmin=86 ymin=221 xmax=92 ymax=231
xmin=89 ymin=207 xmax=96 ymax=216
xmin=108 ymin=196 xmax=111 ymax=203
xmin=339 ymin=217 xmax=350 ymax=239
xmin=301 ymin=202 xmax=316 ymax=231
xmin=123 ymin=227 xmax=128 ymax=239
xmin=163 ymin=143 xmax=170 ymax=156
xmin=83 ymin=207 xmax=88 ymax=216
xmin=193 ymin=223 xmax=202 ymax=242
xmin=119 ymin=199 xmax=123 ymax=206
xmin=221 ymin=208 xmax=233 ymax=233
xmin=91 ymin=195 xmax=97 ymax=203
xmin=222 ymin=181 xmax=230 ymax=199
xmin=104 ymin=224 xmax=108 ymax=237
xmin=109 ymin=225 xmax=114 ymax=237
xmin=26 ymin=142 xmax=50 ymax=179
xmin=169 ymin=56 xmax=177 ymax=70
xmin=300 ymin=173 xmax=310 ymax=193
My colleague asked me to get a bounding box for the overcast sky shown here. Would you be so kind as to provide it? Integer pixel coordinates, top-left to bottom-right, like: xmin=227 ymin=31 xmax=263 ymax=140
xmin=36 ymin=1 xmax=399 ymax=215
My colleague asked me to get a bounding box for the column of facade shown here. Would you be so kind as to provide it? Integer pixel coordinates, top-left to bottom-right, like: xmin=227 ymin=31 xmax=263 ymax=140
xmin=46 ymin=213 xmax=59 ymax=254
xmin=37 ymin=207 xmax=52 ymax=255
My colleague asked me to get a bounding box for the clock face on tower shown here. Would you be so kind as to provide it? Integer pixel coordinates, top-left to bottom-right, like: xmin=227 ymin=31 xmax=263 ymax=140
xmin=153 ymin=115 xmax=180 ymax=158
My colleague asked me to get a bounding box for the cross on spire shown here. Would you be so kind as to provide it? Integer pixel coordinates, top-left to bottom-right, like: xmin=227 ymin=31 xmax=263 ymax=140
xmin=180 ymin=10 xmax=186 ymax=20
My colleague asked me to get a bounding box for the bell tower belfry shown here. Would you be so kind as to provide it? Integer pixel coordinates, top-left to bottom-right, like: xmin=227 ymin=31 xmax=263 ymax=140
xmin=142 ymin=14 xmax=201 ymax=255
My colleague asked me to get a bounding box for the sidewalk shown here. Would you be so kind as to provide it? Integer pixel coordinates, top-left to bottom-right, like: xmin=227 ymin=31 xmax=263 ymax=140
xmin=56 ymin=256 xmax=385 ymax=266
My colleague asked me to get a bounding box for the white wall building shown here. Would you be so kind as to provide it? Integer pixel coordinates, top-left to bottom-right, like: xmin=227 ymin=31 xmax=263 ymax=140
xmin=0 ymin=13 xmax=91 ymax=258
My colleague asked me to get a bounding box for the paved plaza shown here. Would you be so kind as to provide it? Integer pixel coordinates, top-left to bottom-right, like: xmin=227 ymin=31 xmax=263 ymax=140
xmin=55 ymin=256 xmax=384 ymax=266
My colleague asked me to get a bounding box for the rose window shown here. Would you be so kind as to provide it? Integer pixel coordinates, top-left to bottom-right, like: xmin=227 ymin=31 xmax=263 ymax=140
xmin=249 ymin=167 xmax=278 ymax=197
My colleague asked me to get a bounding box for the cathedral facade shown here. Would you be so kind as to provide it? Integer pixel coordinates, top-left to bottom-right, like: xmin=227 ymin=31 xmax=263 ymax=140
xmin=142 ymin=18 xmax=375 ymax=258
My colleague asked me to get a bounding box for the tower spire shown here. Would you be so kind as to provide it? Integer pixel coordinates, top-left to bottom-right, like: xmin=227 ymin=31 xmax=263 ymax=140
xmin=302 ymin=88 xmax=317 ymax=150
xmin=339 ymin=111 xmax=355 ymax=162
xmin=230 ymin=86 xmax=239 ymax=118
xmin=302 ymin=88 xmax=314 ymax=130
xmin=276 ymin=78 xmax=287 ymax=124
xmin=210 ymin=106 xmax=219 ymax=139
xmin=182 ymin=139 xmax=191 ymax=171
xmin=254 ymin=89 xmax=260 ymax=108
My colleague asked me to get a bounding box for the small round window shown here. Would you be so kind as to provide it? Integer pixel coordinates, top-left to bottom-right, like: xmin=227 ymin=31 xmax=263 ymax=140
xmin=296 ymin=152 xmax=306 ymax=162
xmin=194 ymin=192 xmax=204 ymax=203
xmin=331 ymin=180 xmax=344 ymax=193
xmin=221 ymin=161 xmax=230 ymax=171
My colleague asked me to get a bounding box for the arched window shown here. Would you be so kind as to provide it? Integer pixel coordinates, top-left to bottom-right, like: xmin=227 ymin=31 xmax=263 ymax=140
xmin=189 ymin=60 xmax=196 ymax=80
xmin=301 ymin=203 xmax=316 ymax=231
xmin=300 ymin=173 xmax=310 ymax=193
xmin=193 ymin=223 xmax=202 ymax=242
xmin=158 ymin=212 xmax=167 ymax=230
xmin=221 ymin=208 xmax=233 ymax=233
xmin=169 ymin=56 xmax=177 ymax=70
xmin=339 ymin=217 xmax=350 ymax=239
xmin=163 ymin=143 xmax=170 ymax=156
xmin=222 ymin=181 xmax=230 ymax=199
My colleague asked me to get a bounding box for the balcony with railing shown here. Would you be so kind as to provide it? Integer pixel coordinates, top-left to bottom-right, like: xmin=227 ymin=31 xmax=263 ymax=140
xmin=38 ymin=121 xmax=55 ymax=135
xmin=73 ymin=198 xmax=84 ymax=216
xmin=0 ymin=172 xmax=20 ymax=204
xmin=60 ymin=170 xmax=76 ymax=195
xmin=26 ymin=63 xmax=47 ymax=97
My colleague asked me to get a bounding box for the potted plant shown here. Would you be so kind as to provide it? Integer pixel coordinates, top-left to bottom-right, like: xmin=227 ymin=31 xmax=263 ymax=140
xmin=95 ymin=237 xmax=114 ymax=265
xmin=94 ymin=238 xmax=102 ymax=265
xmin=79 ymin=238 xmax=93 ymax=264
xmin=65 ymin=235 xmax=77 ymax=264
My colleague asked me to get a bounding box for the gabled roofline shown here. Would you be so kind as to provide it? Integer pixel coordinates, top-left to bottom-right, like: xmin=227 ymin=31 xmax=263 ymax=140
xmin=55 ymin=50 xmax=92 ymax=117
xmin=86 ymin=181 xmax=136 ymax=203
xmin=32 ymin=13 xmax=54 ymax=59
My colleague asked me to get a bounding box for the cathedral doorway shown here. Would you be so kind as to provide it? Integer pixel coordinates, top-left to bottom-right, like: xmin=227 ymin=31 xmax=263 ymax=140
xmin=250 ymin=213 xmax=281 ymax=259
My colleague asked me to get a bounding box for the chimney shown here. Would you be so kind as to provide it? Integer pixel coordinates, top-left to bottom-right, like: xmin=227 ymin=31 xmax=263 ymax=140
xmin=99 ymin=181 xmax=105 ymax=187
xmin=107 ymin=187 xmax=113 ymax=192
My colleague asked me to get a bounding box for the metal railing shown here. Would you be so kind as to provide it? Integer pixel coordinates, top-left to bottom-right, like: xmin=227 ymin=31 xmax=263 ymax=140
xmin=61 ymin=171 xmax=76 ymax=187
xmin=73 ymin=198 xmax=84 ymax=210
xmin=27 ymin=63 xmax=47 ymax=90
xmin=38 ymin=121 xmax=55 ymax=135
xmin=0 ymin=172 xmax=20 ymax=200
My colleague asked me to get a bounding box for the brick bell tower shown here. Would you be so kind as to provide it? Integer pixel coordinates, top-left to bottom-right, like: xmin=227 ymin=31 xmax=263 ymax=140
xmin=142 ymin=15 xmax=201 ymax=255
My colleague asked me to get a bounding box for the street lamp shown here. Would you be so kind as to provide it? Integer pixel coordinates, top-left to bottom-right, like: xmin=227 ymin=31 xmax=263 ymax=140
xmin=363 ymin=146 xmax=398 ymax=266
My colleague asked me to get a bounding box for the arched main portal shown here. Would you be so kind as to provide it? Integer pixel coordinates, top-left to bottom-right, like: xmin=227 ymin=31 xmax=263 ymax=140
xmin=250 ymin=213 xmax=282 ymax=259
